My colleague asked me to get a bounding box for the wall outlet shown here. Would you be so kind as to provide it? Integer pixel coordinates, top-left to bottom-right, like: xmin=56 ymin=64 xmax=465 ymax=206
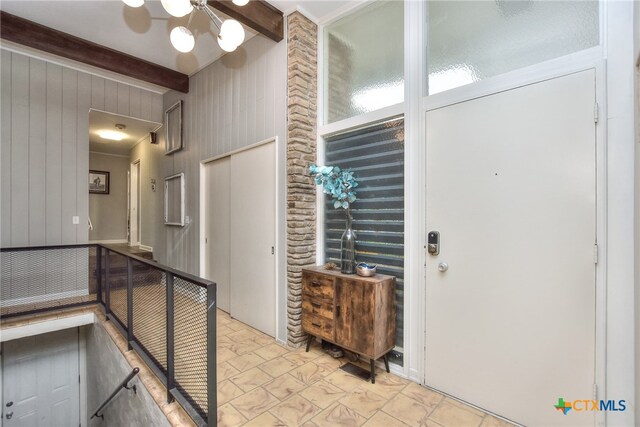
xmin=72 ymin=216 xmax=80 ymax=225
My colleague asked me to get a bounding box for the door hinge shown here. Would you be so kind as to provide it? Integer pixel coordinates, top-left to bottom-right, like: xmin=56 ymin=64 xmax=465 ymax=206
xmin=271 ymin=246 xmax=274 ymax=255
xmin=594 ymin=243 xmax=598 ymax=264
xmin=79 ymin=374 xmax=81 ymax=384
xmin=594 ymin=102 xmax=599 ymax=123
xmin=593 ymin=383 xmax=598 ymax=400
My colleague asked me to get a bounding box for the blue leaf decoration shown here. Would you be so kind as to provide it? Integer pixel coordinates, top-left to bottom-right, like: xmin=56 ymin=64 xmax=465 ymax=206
xmin=308 ymin=163 xmax=359 ymax=211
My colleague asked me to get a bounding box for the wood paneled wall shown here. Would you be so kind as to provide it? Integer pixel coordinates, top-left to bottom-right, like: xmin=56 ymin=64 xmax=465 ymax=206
xmin=0 ymin=49 xmax=163 ymax=247
xmin=159 ymin=35 xmax=287 ymax=280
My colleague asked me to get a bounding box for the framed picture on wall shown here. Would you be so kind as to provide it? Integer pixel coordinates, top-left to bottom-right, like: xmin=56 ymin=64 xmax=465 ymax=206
xmin=89 ymin=170 xmax=110 ymax=194
xmin=165 ymin=100 xmax=183 ymax=155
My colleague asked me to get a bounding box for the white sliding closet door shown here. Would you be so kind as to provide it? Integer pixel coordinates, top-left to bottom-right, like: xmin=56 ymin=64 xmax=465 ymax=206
xmin=230 ymin=141 xmax=276 ymax=336
xmin=204 ymin=157 xmax=231 ymax=312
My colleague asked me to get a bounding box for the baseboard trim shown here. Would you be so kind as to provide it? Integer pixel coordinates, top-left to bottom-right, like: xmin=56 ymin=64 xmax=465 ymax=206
xmin=139 ymin=244 xmax=153 ymax=252
xmin=1 ymin=312 xmax=96 ymax=342
xmin=89 ymin=239 xmax=128 ymax=244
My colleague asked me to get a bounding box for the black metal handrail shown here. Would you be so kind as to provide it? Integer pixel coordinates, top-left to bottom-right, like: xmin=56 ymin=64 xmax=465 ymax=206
xmin=99 ymin=244 xmax=211 ymax=288
xmin=99 ymin=244 xmax=217 ymax=426
xmin=0 ymin=243 xmax=212 ymax=289
xmin=0 ymin=243 xmax=217 ymax=426
xmin=91 ymin=367 xmax=140 ymax=420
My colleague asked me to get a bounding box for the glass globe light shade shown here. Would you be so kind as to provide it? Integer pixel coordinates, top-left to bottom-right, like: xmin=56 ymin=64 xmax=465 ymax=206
xmin=123 ymin=0 xmax=144 ymax=7
xmin=170 ymin=26 xmax=195 ymax=53
xmin=220 ymin=19 xmax=245 ymax=47
xmin=217 ymin=35 xmax=238 ymax=53
xmin=232 ymin=0 xmax=249 ymax=6
xmin=161 ymin=0 xmax=193 ymax=18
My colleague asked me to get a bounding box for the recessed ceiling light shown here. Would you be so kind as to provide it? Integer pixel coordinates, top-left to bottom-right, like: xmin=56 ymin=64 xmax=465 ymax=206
xmin=98 ymin=130 xmax=126 ymax=141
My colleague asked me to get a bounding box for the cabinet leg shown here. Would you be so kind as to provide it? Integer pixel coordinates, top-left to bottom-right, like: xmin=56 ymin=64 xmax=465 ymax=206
xmin=305 ymin=335 xmax=313 ymax=352
xmin=384 ymin=353 xmax=390 ymax=373
xmin=370 ymin=359 xmax=376 ymax=384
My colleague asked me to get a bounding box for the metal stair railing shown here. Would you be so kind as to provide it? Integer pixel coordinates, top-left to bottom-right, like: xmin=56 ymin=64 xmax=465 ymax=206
xmin=90 ymin=367 xmax=140 ymax=421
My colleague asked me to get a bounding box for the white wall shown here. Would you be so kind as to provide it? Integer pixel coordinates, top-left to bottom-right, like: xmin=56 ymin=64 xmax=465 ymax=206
xmin=0 ymin=49 xmax=163 ymax=248
xmin=156 ymin=34 xmax=288 ymax=341
xmin=160 ymin=36 xmax=287 ymax=267
xmin=89 ymin=153 xmax=129 ymax=242
xmin=634 ymin=2 xmax=640 ymax=424
xmin=605 ymin=2 xmax=637 ymax=425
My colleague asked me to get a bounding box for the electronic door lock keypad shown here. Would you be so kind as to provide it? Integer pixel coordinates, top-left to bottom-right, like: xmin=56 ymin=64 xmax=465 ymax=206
xmin=428 ymin=231 xmax=440 ymax=255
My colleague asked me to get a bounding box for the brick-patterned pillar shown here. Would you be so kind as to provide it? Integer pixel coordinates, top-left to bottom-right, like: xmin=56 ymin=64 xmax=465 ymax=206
xmin=286 ymin=12 xmax=317 ymax=348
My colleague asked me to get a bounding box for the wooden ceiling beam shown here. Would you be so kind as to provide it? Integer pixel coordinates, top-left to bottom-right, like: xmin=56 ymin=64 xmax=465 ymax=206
xmin=208 ymin=0 xmax=284 ymax=42
xmin=0 ymin=11 xmax=189 ymax=93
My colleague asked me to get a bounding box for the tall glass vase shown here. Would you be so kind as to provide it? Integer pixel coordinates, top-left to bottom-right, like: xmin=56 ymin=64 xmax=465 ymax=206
xmin=340 ymin=210 xmax=357 ymax=274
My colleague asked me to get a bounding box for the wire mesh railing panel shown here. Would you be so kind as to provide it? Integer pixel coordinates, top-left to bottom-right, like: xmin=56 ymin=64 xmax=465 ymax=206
xmin=106 ymin=251 xmax=128 ymax=327
xmin=173 ymin=277 xmax=208 ymax=420
xmin=132 ymin=259 xmax=167 ymax=374
xmin=0 ymin=246 xmax=97 ymax=317
xmin=98 ymin=248 xmax=107 ymax=306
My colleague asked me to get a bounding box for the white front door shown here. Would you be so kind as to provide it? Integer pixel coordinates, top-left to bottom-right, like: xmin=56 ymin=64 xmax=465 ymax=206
xmin=3 ymin=328 xmax=80 ymax=427
xmin=230 ymin=141 xmax=276 ymax=336
xmin=425 ymin=70 xmax=597 ymax=426
xmin=204 ymin=156 xmax=231 ymax=313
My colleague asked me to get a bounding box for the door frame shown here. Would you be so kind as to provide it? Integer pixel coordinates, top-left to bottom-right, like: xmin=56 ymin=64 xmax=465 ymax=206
xmin=199 ymin=137 xmax=282 ymax=339
xmin=1 ymin=327 xmax=84 ymax=427
xmin=420 ymin=60 xmax=607 ymax=425
xmin=129 ymin=159 xmax=141 ymax=247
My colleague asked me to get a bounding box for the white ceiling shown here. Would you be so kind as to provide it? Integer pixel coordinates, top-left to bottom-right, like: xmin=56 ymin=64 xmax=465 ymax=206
xmin=0 ymin=0 xmax=353 ymax=75
xmin=0 ymin=0 xmax=257 ymax=76
xmin=267 ymin=0 xmax=354 ymax=22
xmin=0 ymin=0 xmax=353 ymax=77
xmin=90 ymin=110 xmax=162 ymax=156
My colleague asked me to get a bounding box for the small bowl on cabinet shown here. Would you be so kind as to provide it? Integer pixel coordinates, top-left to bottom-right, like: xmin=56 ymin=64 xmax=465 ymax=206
xmin=356 ymin=262 xmax=377 ymax=277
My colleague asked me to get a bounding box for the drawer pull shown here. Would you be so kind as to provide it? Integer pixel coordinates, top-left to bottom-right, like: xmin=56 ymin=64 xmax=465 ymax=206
xmin=311 ymin=322 xmax=321 ymax=328
xmin=311 ymin=302 xmax=321 ymax=308
xmin=311 ymin=280 xmax=321 ymax=286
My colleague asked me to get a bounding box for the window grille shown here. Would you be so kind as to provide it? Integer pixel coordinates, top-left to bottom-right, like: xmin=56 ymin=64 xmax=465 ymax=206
xmin=324 ymin=117 xmax=405 ymax=363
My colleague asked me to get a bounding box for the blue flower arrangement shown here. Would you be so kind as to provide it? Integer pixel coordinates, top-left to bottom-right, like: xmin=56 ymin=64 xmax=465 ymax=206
xmin=309 ymin=164 xmax=358 ymax=210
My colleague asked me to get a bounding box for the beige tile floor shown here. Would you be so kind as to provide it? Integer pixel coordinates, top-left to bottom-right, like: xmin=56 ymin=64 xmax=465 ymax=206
xmin=2 ymin=302 xmax=515 ymax=427
xmin=216 ymin=310 xmax=514 ymax=427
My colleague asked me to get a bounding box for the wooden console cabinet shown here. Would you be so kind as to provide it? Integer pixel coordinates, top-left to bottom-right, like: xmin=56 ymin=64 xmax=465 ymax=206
xmin=301 ymin=266 xmax=396 ymax=383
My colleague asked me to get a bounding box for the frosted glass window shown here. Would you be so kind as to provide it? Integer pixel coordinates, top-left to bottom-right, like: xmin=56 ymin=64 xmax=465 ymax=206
xmin=325 ymin=1 xmax=404 ymax=124
xmin=427 ymin=1 xmax=599 ymax=95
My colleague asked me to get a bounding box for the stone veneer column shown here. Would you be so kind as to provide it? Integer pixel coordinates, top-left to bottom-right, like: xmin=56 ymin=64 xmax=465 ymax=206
xmin=286 ymin=11 xmax=318 ymax=347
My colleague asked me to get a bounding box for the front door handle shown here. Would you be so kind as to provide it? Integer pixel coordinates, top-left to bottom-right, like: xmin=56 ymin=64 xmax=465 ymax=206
xmin=6 ymin=411 xmax=13 ymax=419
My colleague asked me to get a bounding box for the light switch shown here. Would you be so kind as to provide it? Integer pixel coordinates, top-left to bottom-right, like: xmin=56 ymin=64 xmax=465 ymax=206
xmin=72 ymin=216 xmax=80 ymax=225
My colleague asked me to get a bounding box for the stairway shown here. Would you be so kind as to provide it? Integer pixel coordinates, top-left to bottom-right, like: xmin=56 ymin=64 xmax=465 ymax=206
xmin=90 ymin=247 xmax=162 ymax=294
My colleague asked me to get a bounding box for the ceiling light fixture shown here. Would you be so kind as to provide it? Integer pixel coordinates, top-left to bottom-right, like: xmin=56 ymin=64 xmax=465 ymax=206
xmin=98 ymin=130 xmax=126 ymax=141
xmin=98 ymin=124 xmax=127 ymax=141
xmin=122 ymin=0 xmax=248 ymax=53
xmin=123 ymin=0 xmax=144 ymax=7
xmin=161 ymin=0 xmax=193 ymax=18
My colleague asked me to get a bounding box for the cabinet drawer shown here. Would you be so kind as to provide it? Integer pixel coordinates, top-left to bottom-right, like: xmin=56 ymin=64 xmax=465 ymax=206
xmin=302 ymin=313 xmax=334 ymax=341
xmin=302 ymin=272 xmax=334 ymax=300
xmin=302 ymin=298 xmax=334 ymax=320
